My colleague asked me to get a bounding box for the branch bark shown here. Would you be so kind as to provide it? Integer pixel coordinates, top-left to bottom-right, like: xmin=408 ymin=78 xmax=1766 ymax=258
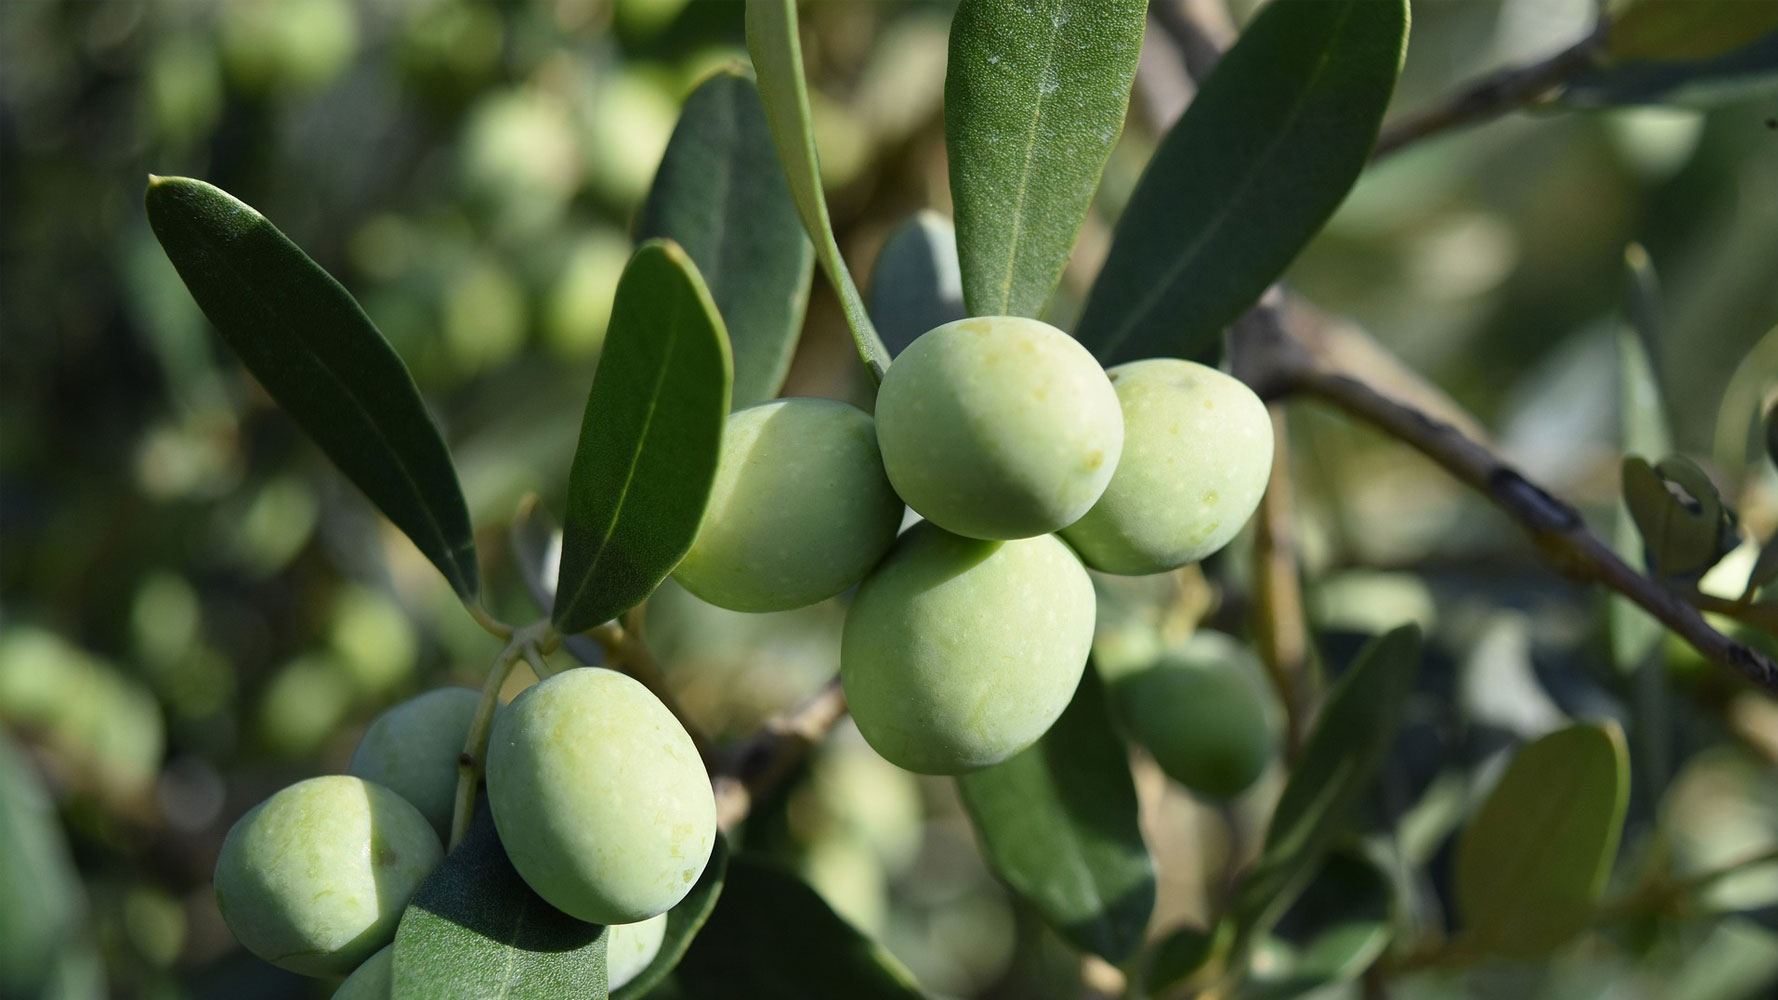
xmin=1251 ymin=405 xmax=1311 ymax=763
xmin=712 ymin=677 xmax=849 ymax=831
xmin=1232 ymin=298 xmax=1778 ymax=692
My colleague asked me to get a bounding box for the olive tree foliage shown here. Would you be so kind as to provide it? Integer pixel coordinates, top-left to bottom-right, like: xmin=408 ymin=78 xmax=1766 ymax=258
xmin=11 ymin=0 xmax=1764 ymax=998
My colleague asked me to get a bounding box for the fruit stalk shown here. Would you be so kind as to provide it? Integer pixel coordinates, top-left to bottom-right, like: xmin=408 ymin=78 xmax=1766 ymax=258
xmin=449 ymin=619 xmax=560 ymax=850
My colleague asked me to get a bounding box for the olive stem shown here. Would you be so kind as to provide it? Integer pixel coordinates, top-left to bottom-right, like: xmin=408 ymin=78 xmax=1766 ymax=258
xmin=464 ymin=600 xmax=515 ymax=641
xmin=1250 ymin=404 xmax=1311 ymax=764
xmin=448 ymin=619 xmax=560 ymax=850
xmin=712 ymin=677 xmax=849 ymax=832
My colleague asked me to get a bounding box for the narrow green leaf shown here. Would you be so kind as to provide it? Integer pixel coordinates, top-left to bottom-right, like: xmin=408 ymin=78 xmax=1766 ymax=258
xmin=944 ymin=0 xmax=1145 ymax=318
xmin=957 ymin=667 xmax=1155 ymax=963
xmin=640 ymin=69 xmax=814 ymax=409
xmin=552 ymin=241 xmax=732 ymax=635
xmin=868 ymin=211 xmax=966 ymax=356
xmin=1454 ymin=722 xmax=1630 ymax=959
xmin=1247 ymin=849 xmax=1393 ymax=998
xmin=1624 ymin=455 xmax=1739 ymax=582
xmin=1143 ymin=923 xmax=1225 ymax=996
xmin=1230 ymin=625 xmax=1421 ymax=941
xmin=0 ymin=736 xmax=86 ymax=997
xmin=612 ymin=835 xmax=729 ymax=1000
xmin=1074 ymin=0 xmax=1407 ymax=366
xmin=144 ymin=176 xmax=479 ymax=598
xmin=674 ymin=854 xmax=924 ymax=1000
xmin=745 ymin=0 xmax=893 ymax=381
xmin=393 ymin=808 xmax=609 ymax=1000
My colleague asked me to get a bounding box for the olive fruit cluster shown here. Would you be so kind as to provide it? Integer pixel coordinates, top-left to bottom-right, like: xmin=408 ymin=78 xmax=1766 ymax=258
xmin=212 ymin=670 xmax=711 ymax=994
xmin=676 ymin=316 xmax=1273 ymax=776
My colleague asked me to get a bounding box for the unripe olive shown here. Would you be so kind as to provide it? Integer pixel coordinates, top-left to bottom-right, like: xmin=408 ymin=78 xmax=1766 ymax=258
xmin=1061 ymin=359 xmax=1272 ymax=575
xmin=841 ymin=522 xmax=1095 ymax=774
xmin=332 ymin=944 xmax=391 ymax=1000
xmin=213 ymin=776 xmax=442 ymax=977
xmin=485 ymin=668 xmax=716 ymax=925
xmin=1106 ymin=631 xmax=1276 ymax=800
xmin=673 ymin=398 xmax=904 ymax=612
xmin=606 ymin=913 xmax=669 ymax=991
xmin=348 ymin=686 xmax=482 ymax=840
xmin=874 ymin=317 xmax=1123 ymax=540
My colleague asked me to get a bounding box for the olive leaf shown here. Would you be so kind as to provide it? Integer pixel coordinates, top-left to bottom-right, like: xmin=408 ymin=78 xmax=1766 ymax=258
xmin=145 ymin=176 xmax=480 ymax=599
xmin=1606 ymin=0 xmax=1778 ymax=64
xmin=1454 ymin=722 xmax=1630 ymax=959
xmin=944 ymin=0 xmax=1145 ymax=319
xmin=1074 ymin=0 xmax=1407 ymax=366
xmin=869 ymin=211 xmax=967 ymax=357
xmin=0 ymin=736 xmax=87 ymax=998
xmin=1563 ymin=17 xmax=1778 ymax=108
xmin=1623 ymin=454 xmax=1740 ymax=583
xmin=745 ymin=0 xmax=893 ymax=381
xmin=552 ymin=241 xmax=733 ymax=635
xmin=639 ymin=69 xmax=813 ymax=410
xmin=1141 ymin=922 xmax=1225 ymax=996
xmin=393 ymin=807 xmax=609 ymax=1000
xmin=1245 ymin=849 xmax=1394 ymax=999
xmin=956 ymin=667 xmax=1155 ymax=963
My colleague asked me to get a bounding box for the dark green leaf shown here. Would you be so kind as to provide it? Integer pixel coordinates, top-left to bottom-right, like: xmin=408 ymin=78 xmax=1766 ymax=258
xmin=1623 ymin=455 xmax=1739 ymax=582
xmin=944 ymin=0 xmax=1145 ymax=318
xmin=1749 ymin=534 xmax=1778 ymax=597
xmin=957 ymin=668 xmax=1155 ymax=963
xmin=745 ymin=0 xmax=893 ymax=380
xmin=144 ymin=176 xmax=479 ymax=598
xmin=640 ymin=69 xmax=814 ymax=409
xmin=1766 ymin=400 xmax=1778 ymax=470
xmin=1074 ymin=0 xmax=1406 ymax=367
xmin=0 ymin=736 xmax=86 ymax=997
xmin=552 ymin=240 xmax=733 ymax=634
xmin=613 ymin=835 xmax=729 ymax=1000
xmin=1143 ymin=923 xmax=1225 ymax=996
xmin=1230 ymin=625 xmax=1421 ymax=941
xmin=1246 ymin=849 xmax=1393 ymax=998
xmin=869 ymin=211 xmax=966 ymax=356
xmin=393 ymin=808 xmax=609 ymax=1000
xmin=674 ymin=854 xmax=923 ymax=1000
xmin=1454 ymin=722 xmax=1629 ymax=959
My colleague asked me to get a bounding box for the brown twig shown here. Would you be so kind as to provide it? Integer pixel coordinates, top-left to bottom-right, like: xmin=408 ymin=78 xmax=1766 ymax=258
xmin=1232 ymin=299 xmax=1778 ymax=693
xmin=1251 ymin=404 xmax=1312 ymax=763
xmin=712 ymin=677 xmax=849 ymax=832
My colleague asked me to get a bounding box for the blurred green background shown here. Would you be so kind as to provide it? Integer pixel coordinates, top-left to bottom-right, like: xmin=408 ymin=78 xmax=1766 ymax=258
xmin=2 ymin=0 xmax=1776 ymax=997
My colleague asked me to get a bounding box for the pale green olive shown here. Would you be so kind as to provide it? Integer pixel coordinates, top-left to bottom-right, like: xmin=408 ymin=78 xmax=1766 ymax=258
xmin=1062 ymin=359 xmax=1272 ymax=574
xmin=840 ymin=522 xmax=1095 ymax=774
xmin=485 ymin=668 xmax=716 ymax=925
xmin=213 ymin=776 xmax=442 ymax=977
xmin=332 ymin=944 xmax=392 ymax=1000
xmin=348 ymin=686 xmax=482 ymax=840
xmin=1107 ymin=631 xmax=1276 ymax=800
xmin=606 ymin=913 xmax=669 ymax=991
xmin=673 ymin=398 xmax=904 ymax=613
xmin=874 ymin=317 xmax=1122 ymax=540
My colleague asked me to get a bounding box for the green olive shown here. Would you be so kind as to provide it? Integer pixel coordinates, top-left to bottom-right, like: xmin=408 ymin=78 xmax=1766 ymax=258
xmin=607 ymin=913 xmax=669 ymax=991
xmin=1061 ymin=359 xmax=1272 ymax=575
xmin=673 ymin=398 xmax=904 ymax=612
xmin=874 ymin=317 xmax=1123 ymax=540
xmin=213 ymin=776 xmax=442 ymax=977
xmin=332 ymin=944 xmax=392 ymax=1000
xmin=348 ymin=686 xmax=482 ymax=840
xmin=841 ymin=522 xmax=1095 ymax=774
xmin=1106 ymin=631 xmax=1276 ymax=800
xmin=485 ymin=668 xmax=716 ymax=925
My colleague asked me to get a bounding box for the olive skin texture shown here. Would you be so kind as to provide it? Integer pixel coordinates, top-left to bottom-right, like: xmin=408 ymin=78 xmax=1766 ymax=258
xmin=841 ymin=522 xmax=1095 ymax=774
xmin=332 ymin=945 xmax=392 ymax=1000
xmin=1106 ymin=631 xmax=1276 ymax=800
xmin=1062 ymin=359 xmax=1272 ymax=575
xmin=348 ymin=686 xmax=483 ymax=840
xmin=213 ymin=776 xmax=443 ymax=977
xmin=607 ymin=913 xmax=669 ymax=991
xmin=673 ymin=398 xmax=904 ymax=613
xmin=485 ymin=668 xmax=716 ymax=925
xmin=874 ymin=316 xmax=1123 ymax=540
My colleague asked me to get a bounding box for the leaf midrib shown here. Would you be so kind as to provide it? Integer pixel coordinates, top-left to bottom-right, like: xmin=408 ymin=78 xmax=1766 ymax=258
xmin=987 ymin=0 xmax=1069 ymax=314
xmin=181 ymin=212 xmax=469 ymax=592
xmin=1093 ymin=0 xmax=1363 ymax=361
xmin=555 ymin=290 xmax=687 ymax=624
